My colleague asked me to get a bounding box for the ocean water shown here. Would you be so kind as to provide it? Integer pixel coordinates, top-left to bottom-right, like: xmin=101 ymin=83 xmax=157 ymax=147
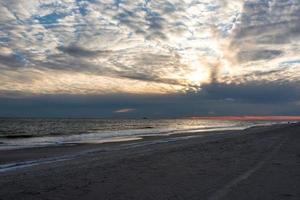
xmin=0 ymin=118 xmax=285 ymax=150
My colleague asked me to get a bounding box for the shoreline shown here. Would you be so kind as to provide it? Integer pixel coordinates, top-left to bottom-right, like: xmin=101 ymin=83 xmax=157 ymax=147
xmin=0 ymin=120 xmax=290 ymax=150
xmin=0 ymin=122 xmax=299 ymax=199
xmin=0 ymin=122 xmax=294 ymax=171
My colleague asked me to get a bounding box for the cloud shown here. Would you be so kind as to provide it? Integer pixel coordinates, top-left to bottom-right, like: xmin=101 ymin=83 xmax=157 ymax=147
xmin=57 ymin=45 xmax=111 ymax=57
xmin=1 ymin=87 xmax=299 ymax=117
xmin=0 ymin=0 xmax=299 ymax=98
xmin=114 ymin=108 xmax=135 ymax=113
xmin=0 ymin=53 xmax=26 ymax=68
xmin=228 ymin=0 xmax=300 ymax=69
xmin=200 ymin=81 xmax=300 ymax=103
xmin=237 ymin=49 xmax=283 ymax=62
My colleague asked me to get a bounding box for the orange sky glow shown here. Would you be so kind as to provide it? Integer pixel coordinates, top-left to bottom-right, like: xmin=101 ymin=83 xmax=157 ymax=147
xmin=189 ymin=116 xmax=300 ymax=121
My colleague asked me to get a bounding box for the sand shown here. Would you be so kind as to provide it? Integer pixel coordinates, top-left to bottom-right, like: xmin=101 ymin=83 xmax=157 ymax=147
xmin=0 ymin=123 xmax=299 ymax=200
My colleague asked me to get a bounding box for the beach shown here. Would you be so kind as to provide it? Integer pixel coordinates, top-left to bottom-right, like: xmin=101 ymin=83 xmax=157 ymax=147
xmin=0 ymin=123 xmax=299 ymax=200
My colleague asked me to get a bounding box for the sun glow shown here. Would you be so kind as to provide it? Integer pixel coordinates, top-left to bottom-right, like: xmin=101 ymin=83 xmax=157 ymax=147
xmin=186 ymin=64 xmax=210 ymax=86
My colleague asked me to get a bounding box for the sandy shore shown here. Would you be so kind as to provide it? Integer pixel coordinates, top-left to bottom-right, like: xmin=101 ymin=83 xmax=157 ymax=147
xmin=0 ymin=123 xmax=299 ymax=200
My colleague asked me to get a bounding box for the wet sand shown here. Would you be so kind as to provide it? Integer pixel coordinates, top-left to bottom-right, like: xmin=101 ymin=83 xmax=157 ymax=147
xmin=0 ymin=123 xmax=299 ymax=200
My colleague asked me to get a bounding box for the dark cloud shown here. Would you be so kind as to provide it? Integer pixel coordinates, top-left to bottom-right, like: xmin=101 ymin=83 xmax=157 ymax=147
xmin=0 ymin=54 xmax=26 ymax=68
xmin=57 ymin=45 xmax=111 ymax=57
xmin=200 ymin=81 xmax=300 ymax=103
xmin=0 ymin=84 xmax=299 ymax=118
xmin=38 ymin=51 xmax=187 ymax=86
xmin=237 ymin=49 xmax=282 ymax=62
xmin=233 ymin=20 xmax=300 ymax=43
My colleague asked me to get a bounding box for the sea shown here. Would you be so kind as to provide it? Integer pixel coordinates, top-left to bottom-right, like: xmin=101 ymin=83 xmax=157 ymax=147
xmin=0 ymin=118 xmax=288 ymax=150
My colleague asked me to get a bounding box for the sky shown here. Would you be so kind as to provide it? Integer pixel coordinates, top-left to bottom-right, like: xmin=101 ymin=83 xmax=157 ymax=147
xmin=0 ymin=0 xmax=299 ymax=118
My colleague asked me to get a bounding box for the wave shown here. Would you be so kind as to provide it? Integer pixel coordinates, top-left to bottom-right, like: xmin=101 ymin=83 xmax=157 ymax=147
xmin=0 ymin=119 xmax=288 ymax=151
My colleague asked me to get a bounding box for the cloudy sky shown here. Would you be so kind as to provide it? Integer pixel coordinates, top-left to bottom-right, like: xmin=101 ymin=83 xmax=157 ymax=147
xmin=0 ymin=0 xmax=299 ymax=117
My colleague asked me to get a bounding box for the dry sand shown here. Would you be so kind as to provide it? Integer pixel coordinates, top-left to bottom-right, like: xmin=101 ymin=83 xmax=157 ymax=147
xmin=0 ymin=123 xmax=299 ymax=200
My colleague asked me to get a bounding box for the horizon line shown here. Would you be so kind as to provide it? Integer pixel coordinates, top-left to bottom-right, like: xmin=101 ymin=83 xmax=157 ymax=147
xmin=0 ymin=115 xmax=300 ymax=121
